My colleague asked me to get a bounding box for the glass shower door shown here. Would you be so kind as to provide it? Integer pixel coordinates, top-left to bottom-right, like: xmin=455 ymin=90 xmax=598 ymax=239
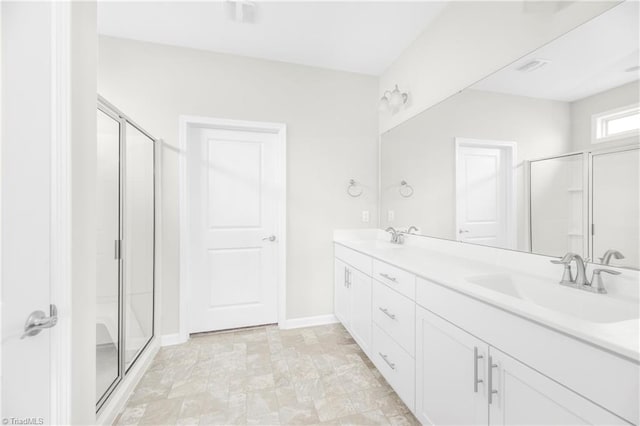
xmin=96 ymin=108 xmax=121 ymax=405
xmin=123 ymin=123 xmax=155 ymax=370
xmin=96 ymin=98 xmax=156 ymax=412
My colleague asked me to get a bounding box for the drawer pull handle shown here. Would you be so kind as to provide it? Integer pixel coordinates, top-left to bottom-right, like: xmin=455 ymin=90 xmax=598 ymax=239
xmin=378 ymin=352 xmax=396 ymax=370
xmin=473 ymin=346 xmax=483 ymax=393
xmin=379 ymin=273 xmax=397 ymax=282
xmin=488 ymin=356 xmax=498 ymax=404
xmin=378 ymin=307 xmax=396 ymax=320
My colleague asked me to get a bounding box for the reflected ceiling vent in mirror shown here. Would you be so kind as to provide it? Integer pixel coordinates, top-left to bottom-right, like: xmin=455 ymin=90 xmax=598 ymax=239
xmin=226 ymin=0 xmax=257 ymax=23
xmin=516 ymin=59 xmax=551 ymax=73
xmin=379 ymin=84 xmax=409 ymax=113
xmin=523 ymin=1 xmax=573 ymax=15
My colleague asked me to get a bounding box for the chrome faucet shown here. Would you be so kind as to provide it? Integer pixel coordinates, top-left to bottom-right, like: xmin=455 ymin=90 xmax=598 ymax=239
xmin=599 ymin=249 xmax=625 ymax=265
xmin=565 ymin=253 xmax=589 ymax=287
xmin=407 ymin=226 xmax=419 ymax=234
xmin=385 ymin=227 xmax=404 ymax=244
xmin=551 ymin=252 xmax=620 ymax=294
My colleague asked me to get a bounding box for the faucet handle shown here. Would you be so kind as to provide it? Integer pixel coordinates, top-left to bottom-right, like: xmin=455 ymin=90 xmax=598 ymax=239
xmin=554 ymin=252 xmax=578 ymax=264
xmin=589 ymin=268 xmax=621 ymax=294
xmin=551 ymin=259 xmax=574 ymax=284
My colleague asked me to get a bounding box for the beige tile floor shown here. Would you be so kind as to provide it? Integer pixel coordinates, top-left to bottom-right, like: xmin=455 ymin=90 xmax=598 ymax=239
xmin=114 ymin=323 xmax=419 ymax=426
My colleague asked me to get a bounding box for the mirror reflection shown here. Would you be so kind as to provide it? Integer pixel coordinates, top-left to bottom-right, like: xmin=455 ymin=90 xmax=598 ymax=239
xmin=380 ymin=2 xmax=639 ymax=269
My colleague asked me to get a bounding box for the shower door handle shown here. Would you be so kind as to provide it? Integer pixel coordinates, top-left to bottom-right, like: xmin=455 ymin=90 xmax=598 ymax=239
xmin=21 ymin=304 xmax=58 ymax=339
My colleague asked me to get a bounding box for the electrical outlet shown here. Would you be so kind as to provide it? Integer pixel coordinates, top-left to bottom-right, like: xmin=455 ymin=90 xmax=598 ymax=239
xmin=387 ymin=210 xmax=395 ymax=222
xmin=362 ymin=210 xmax=370 ymax=223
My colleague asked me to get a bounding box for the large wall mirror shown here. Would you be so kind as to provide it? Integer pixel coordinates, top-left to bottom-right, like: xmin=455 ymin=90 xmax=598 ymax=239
xmin=380 ymin=1 xmax=639 ymax=270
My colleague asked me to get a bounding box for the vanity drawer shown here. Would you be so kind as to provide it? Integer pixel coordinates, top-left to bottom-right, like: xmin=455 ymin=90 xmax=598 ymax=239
xmin=334 ymin=244 xmax=372 ymax=276
xmin=372 ymin=259 xmax=415 ymax=299
xmin=372 ymin=324 xmax=415 ymax=411
xmin=372 ymin=280 xmax=415 ymax=355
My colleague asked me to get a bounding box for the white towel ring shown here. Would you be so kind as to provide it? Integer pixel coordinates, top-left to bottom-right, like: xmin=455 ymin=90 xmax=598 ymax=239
xmin=347 ymin=179 xmax=363 ymax=197
xmin=399 ymin=180 xmax=414 ymax=198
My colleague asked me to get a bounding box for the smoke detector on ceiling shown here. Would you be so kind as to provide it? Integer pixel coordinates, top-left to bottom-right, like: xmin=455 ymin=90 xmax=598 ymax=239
xmin=226 ymin=0 xmax=256 ymax=23
xmin=516 ymin=59 xmax=551 ymax=73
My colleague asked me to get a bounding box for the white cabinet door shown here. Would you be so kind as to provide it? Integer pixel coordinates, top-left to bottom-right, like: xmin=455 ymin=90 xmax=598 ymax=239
xmin=334 ymin=259 xmax=350 ymax=327
xmin=349 ymin=268 xmax=372 ymax=354
xmin=488 ymin=347 xmax=626 ymax=426
xmin=416 ymin=306 xmax=488 ymax=426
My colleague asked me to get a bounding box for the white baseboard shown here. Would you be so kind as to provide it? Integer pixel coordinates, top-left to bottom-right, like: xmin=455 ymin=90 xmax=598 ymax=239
xmin=279 ymin=314 xmax=339 ymax=330
xmin=161 ymin=332 xmax=189 ymax=347
xmin=96 ymin=338 xmax=160 ymax=425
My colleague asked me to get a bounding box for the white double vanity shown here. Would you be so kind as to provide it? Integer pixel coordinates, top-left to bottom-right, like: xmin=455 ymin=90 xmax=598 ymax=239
xmin=334 ymin=230 xmax=639 ymax=425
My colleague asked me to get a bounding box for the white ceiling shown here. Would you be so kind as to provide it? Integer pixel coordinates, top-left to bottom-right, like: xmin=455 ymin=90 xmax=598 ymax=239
xmin=472 ymin=1 xmax=640 ymax=102
xmin=97 ymin=1 xmax=447 ymax=76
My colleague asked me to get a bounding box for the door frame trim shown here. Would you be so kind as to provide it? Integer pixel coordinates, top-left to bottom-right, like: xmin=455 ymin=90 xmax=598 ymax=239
xmin=178 ymin=115 xmax=287 ymax=342
xmin=50 ymin=2 xmax=72 ymax=423
xmin=454 ymin=137 xmax=517 ymax=250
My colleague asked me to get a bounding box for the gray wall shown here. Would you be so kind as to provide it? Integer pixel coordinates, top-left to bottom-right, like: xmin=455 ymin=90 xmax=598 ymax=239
xmin=98 ymin=36 xmax=379 ymax=334
xmin=380 ymin=89 xmax=572 ymax=251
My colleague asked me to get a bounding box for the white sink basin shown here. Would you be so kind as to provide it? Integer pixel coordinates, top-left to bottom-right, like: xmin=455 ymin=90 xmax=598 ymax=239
xmin=466 ymin=273 xmax=639 ymax=324
xmin=371 ymin=241 xmax=404 ymax=249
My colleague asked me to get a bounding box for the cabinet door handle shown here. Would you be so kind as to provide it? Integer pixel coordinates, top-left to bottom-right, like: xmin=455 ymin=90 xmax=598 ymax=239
xmin=347 ymin=269 xmax=351 ymax=288
xmin=473 ymin=346 xmax=483 ymax=393
xmin=378 ymin=307 xmax=396 ymax=320
xmin=378 ymin=352 xmax=396 ymax=370
xmin=344 ymin=268 xmax=348 ymax=287
xmin=488 ymin=356 xmax=498 ymax=404
xmin=379 ymin=272 xmax=397 ymax=282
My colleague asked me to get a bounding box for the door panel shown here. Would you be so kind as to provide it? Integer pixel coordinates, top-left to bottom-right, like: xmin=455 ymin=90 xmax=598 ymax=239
xmin=96 ymin=108 xmax=121 ymax=402
xmin=349 ymin=268 xmax=372 ymax=354
xmin=457 ymin=146 xmax=505 ymax=246
xmin=207 ymin=139 xmax=262 ymax=228
xmin=416 ymin=306 xmax=488 ymax=426
xmin=207 ymin=248 xmax=261 ymax=307
xmin=188 ymin=127 xmax=279 ymax=333
xmin=489 ymin=348 xmax=625 ymax=425
xmin=123 ymin=123 xmax=155 ymax=370
xmin=1 ymin=2 xmax=54 ymax=420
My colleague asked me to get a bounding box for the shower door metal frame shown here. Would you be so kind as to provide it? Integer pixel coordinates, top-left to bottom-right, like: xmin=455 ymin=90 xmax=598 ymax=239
xmin=96 ymin=95 xmax=157 ymax=413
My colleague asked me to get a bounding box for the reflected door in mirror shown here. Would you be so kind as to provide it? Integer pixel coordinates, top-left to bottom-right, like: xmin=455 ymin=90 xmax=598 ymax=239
xmin=456 ymin=139 xmax=516 ymax=249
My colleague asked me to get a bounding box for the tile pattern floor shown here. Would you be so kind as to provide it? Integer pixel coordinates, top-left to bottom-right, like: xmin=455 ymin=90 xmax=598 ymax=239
xmin=114 ymin=323 xmax=419 ymax=425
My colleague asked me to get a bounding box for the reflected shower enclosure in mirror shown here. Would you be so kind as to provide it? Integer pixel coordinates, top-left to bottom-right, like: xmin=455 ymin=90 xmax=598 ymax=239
xmin=380 ymin=1 xmax=639 ymax=269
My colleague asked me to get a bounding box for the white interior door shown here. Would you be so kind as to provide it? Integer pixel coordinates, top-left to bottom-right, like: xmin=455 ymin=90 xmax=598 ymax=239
xmin=456 ymin=140 xmax=512 ymax=248
xmin=187 ymin=126 xmax=280 ymax=333
xmin=1 ymin=2 xmax=57 ymax=421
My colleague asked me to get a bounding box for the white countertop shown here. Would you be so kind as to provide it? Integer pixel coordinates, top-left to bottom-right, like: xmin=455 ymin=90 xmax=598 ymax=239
xmin=334 ymin=236 xmax=640 ymax=363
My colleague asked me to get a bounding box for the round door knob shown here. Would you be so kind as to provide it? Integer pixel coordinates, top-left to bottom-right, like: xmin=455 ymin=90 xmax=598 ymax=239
xmin=262 ymin=235 xmax=276 ymax=242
